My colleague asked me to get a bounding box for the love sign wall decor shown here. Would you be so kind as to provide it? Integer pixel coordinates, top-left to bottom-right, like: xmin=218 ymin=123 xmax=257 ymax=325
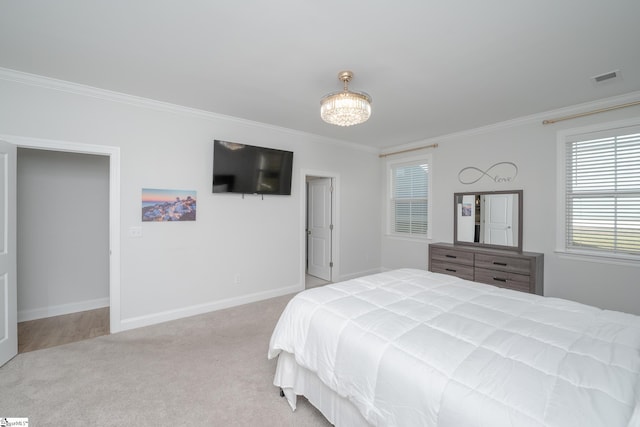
xmin=457 ymin=162 xmax=518 ymax=185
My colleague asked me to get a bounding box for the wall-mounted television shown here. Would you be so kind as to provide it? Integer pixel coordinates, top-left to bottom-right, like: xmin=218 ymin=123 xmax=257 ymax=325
xmin=212 ymin=140 xmax=294 ymax=195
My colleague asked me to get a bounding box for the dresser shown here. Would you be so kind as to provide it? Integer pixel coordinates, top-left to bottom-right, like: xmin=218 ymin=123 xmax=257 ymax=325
xmin=428 ymin=242 xmax=544 ymax=295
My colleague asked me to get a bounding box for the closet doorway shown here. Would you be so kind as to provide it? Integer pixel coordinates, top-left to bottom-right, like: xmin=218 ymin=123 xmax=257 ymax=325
xmin=17 ymin=148 xmax=110 ymax=352
xmin=0 ymin=134 xmax=122 ymax=357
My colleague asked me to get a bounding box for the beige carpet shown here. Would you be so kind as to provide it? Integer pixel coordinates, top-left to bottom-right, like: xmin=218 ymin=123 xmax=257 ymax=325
xmin=0 ymin=294 xmax=331 ymax=426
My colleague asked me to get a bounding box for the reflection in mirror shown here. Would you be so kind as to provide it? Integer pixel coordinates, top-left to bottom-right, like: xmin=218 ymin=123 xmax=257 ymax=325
xmin=453 ymin=190 xmax=523 ymax=252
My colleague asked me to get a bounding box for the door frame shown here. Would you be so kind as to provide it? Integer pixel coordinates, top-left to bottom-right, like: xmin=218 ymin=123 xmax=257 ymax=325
xmin=0 ymin=139 xmax=17 ymax=366
xmin=306 ymin=176 xmax=333 ymax=281
xmin=300 ymin=169 xmax=339 ymax=287
xmin=1 ymin=134 xmax=122 ymax=333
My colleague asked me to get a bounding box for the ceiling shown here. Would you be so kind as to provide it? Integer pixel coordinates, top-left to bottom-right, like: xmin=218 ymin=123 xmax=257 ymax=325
xmin=1 ymin=1 xmax=639 ymax=150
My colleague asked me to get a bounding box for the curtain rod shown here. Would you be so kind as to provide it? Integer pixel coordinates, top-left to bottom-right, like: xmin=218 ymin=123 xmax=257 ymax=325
xmin=378 ymin=143 xmax=438 ymax=158
xmin=542 ymin=100 xmax=640 ymax=125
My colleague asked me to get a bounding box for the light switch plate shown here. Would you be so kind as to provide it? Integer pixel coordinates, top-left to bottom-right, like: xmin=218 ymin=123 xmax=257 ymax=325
xmin=128 ymin=226 xmax=143 ymax=238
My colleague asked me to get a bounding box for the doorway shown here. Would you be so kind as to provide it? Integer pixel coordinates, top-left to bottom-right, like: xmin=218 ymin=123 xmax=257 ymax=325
xmin=17 ymin=148 xmax=110 ymax=352
xmin=0 ymin=134 xmax=121 ymax=364
xmin=0 ymin=135 xmax=122 ymax=365
xmin=303 ymin=171 xmax=338 ymax=289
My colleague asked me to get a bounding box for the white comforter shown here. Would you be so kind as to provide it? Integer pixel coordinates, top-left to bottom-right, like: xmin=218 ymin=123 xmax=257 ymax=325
xmin=268 ymin=269 xmax=640 ymax=427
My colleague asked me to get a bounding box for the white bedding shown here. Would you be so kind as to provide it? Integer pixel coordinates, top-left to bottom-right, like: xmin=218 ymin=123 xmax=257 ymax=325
xmin=268 ymin=269 xmax=640 ymax=427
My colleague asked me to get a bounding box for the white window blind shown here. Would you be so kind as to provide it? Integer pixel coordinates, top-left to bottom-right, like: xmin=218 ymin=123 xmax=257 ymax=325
xmin=565 ymin=126 xmax=640 ymax=257
xmin=391 ymin=162 xmax=429 ymax=236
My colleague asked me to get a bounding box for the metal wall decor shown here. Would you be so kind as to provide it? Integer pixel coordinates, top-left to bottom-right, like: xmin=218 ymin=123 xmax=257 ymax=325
xmin=458 ymin=162 xmax=518 ymax=185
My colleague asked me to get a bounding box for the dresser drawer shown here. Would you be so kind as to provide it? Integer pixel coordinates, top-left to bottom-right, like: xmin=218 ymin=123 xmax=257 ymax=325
xmin=430 ymin=260 xmax=474 ymax=281
xmin=474 ymin=267 xmax=531 ymax=293
xmin=430 ymin=247 xmax=474 ymax=266
xmin=429 ymin=243 xmax=543 ymax=295
xmin=475 ymin=253 xmax=531 ymax=275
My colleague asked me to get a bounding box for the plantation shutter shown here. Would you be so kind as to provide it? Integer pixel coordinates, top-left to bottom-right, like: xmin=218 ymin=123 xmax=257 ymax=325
xmin=565 ymin=126 xmax=640 ymax=256
xmin=392 ymin=162 xmax=429 ymax=236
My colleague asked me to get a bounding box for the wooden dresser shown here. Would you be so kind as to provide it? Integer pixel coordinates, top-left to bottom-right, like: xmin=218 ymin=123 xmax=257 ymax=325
xmin=428 ymin=242 xmax=544 ymax=295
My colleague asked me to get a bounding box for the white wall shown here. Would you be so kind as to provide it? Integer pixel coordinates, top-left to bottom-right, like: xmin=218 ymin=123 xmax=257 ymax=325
xmin=0 ymin=73 xmax=382 ymax=330
xmin=382 ymin=96 xmax=640 ymax=315
xmin=16 ymin=149 xmax=110 ymax=321
xmin=4 ymin=69 xmax=638 ymax=324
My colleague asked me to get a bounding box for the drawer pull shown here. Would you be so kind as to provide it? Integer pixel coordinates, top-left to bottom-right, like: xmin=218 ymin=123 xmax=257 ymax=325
xmin=446 ymin=268 xmax=457 ymax=272
xmin=493 ymin=262 xmax=508 ymax=266
xmin=445 ymin=254 xmax=457 ymax=258
xmin=493 ymin=277 xmax=507 ymax=282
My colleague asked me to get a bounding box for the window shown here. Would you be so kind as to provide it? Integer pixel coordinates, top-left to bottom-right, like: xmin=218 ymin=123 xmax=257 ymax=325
xmin=388 ymin=157 xmax=430 ymax=238
xmin=560 ymin=121 xmax=640 ymax=259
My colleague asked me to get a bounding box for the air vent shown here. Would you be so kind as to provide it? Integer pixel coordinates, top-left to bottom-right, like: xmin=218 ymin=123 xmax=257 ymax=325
xmin=592 ymin=70 xmax=620 ymax=84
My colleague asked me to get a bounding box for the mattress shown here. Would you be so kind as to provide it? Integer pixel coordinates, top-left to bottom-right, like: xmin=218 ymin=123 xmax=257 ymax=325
xmin=268 ymin=269 xmax=640 ymax=427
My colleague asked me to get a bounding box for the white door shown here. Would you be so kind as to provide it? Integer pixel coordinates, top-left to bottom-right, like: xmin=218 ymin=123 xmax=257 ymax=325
xmin=483 ymin=194 xmax=514 ymax=246
xmin=307 ymin=178 xmax=332 ymax=281
xmin=0 ymin=140 xmax=17 ymax=367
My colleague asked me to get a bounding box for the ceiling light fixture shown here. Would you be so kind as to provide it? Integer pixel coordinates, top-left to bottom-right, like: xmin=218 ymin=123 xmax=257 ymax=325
xmin=320 ymin=71 xmax=372 ymax=127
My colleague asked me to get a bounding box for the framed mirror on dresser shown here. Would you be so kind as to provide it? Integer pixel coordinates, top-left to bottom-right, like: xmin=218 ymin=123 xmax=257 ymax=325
xmin=429 ymin=190 xmax=544 ymax=295
xmin=453 ymin=190 xmax=523 ymax=252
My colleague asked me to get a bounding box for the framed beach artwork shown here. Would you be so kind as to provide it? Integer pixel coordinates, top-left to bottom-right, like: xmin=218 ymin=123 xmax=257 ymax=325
xmin=141 ymin=188 xmax=197 ymax=222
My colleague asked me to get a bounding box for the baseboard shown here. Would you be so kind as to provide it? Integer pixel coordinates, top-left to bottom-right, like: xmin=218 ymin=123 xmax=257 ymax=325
xmin=336 ymin=268 xmax=383 ymax=283
xmin=18 ymin=297 xmax=110 ymax=322
xmin=119 ymin=284 xmax=302 ymax=332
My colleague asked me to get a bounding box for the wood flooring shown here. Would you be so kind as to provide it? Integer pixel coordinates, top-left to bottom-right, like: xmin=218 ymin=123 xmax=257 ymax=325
xmin=18 ymin=307 xmax=110 ymax=353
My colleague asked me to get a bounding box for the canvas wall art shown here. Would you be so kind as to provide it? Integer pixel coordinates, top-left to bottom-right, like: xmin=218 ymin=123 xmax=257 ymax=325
xmin=142 ymin=188 xmax=197 ymax=222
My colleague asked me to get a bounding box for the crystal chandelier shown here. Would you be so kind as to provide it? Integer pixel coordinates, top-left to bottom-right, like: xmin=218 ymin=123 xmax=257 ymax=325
xmin=320 ymin=71 xmax=372 ymax=127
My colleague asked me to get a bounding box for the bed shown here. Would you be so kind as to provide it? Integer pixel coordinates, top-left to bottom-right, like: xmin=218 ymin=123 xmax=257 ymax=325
xmin=268 ymin=268 xmax=640 ymax=427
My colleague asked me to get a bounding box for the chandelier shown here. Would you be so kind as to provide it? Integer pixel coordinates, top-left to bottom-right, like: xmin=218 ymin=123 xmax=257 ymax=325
xmin=320 ymin=71 xmax=372 ymax=127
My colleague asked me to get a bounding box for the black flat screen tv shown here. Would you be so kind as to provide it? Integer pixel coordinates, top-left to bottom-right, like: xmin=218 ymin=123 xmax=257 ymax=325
xmin=212 ymin=140 xmax=294 ymax=195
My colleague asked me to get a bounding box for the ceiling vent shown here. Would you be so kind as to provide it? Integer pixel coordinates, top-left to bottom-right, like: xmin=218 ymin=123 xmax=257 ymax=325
xmin=592 ymin=70 xmax=621 ymax=84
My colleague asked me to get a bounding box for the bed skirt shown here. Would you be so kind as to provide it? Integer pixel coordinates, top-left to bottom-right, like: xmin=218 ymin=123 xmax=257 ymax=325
xmin=274 ymin=351 xmax=370 ymax=426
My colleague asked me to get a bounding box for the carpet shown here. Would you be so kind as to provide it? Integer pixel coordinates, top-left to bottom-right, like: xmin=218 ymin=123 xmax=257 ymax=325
xmin=0 ymin=294 xmax=331 ymax=426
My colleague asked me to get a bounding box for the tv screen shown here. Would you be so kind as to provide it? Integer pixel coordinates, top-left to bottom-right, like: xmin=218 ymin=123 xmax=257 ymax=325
xmin=212 ymin=140 xmax=294 ymax=195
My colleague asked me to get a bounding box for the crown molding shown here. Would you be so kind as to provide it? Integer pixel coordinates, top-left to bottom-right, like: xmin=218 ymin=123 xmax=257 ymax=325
xmin=382 ymin=90 xmax=640 ymax=155
xmin=5 ymin=67 xmax=636 ymax=158
xmin=0 ymin=67 xmax=377 ymax=154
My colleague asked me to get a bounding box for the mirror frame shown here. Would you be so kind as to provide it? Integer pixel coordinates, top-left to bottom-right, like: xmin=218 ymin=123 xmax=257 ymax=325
xmin=453 ymin=190 xmax=523 ymax=253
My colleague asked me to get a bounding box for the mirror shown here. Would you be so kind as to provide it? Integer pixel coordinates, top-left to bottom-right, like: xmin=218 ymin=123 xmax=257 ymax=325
xmin=453 ymin=190 xmax=523 ymax=252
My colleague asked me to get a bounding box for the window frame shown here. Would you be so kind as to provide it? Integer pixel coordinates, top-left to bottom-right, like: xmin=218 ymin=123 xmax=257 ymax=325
xmin=556 ymin=117 xmax=640 ymax=264
xmin=386 ymin=154 xmax=432 ymax=240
